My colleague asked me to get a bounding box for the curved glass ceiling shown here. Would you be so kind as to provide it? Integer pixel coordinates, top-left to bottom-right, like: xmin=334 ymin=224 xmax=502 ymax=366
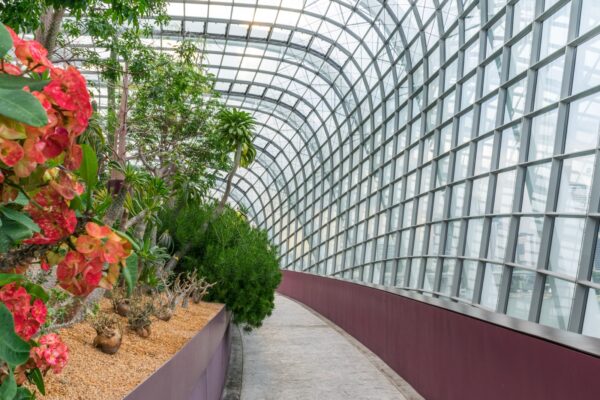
xmin=71 ymin=0 xmax=600 ymax=341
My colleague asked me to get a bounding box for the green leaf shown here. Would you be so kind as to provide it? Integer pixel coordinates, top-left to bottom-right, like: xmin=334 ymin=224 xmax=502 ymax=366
xmin=8 ymin=192 xmax=29 ymax=207
xmin=0 ymin=24 xmax=13 ymax=59
xmin=123 ymin=252 xmax=139 ymax=296
xmin=113 ymin=229 xmax=140 ymax=252
xmin=0 ymin=207 xmax=40 ymax=233
xmin=0 ymin=75 xmax=51 ymax=91
xmin=27 ymin=368 xmax=45 ymax=396
xmin=0 ymin=273 xmax=24 ymax=286
xmin=78 ymin=144 xmax=99 ymax=191
xmin=0 ymin=369 xmax=17 ymax=400
xmin=0 ymin=88 xmax=48 ymax=127
xmin=0 ymin=303 xmax=31 ymax=367
xmin=1 ymin=218 xmax=34 ymax=243
xmin=15 ymin=387 xmax=35 ymax=400
xmin=21 ymin=282 xmax=49 ymax=303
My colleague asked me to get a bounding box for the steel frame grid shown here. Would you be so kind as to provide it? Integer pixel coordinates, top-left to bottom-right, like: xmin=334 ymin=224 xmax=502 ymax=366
xmin=69 ymin=0 xmax=600 ymax=346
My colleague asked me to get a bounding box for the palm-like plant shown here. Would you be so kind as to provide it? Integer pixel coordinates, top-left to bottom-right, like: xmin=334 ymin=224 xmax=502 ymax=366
xmin=215 ymin=108 xmax=256 ymax=215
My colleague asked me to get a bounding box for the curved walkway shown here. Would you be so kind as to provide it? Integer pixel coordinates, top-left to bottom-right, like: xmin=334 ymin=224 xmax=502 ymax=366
xmin=240 ymin=294 xmax=423 ymax=400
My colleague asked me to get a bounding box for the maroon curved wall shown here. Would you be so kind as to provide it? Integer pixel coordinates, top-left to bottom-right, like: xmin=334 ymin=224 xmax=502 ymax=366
xmin=278 ymin=270 xmax=600 ymax=400
xmin=124 ymin=307 xmax=231 ymax=400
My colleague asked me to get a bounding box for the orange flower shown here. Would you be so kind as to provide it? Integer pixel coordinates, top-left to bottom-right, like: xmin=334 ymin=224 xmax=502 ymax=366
xmin=85 ymin=222 xmax=112 ymax=239
xmin=75 ymin=235 xmax=101 ymax=256
xmin=0 ymin=138 xmax=24 ymax=166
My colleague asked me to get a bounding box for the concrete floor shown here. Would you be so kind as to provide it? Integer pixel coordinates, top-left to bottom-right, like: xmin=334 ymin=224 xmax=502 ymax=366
xmin=240 ymin=294 xmax=423 ymax=400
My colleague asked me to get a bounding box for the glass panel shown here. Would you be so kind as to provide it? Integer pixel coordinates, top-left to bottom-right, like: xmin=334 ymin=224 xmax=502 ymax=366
xmin=565 ymin=92 xmax=600 ymax=153
xmin=440 ymin=259 xmax=456 ymax=296
xmin=481 ymin=263 xmax=504 ymax=310
xmin=548 ymin=218 xmax=585 ymax=278
xmin=470 ymin=176 xmax=490 ymax=215
xmin=539 ymin=277 xmax=575 ymax=329
xmin=539 ymin=4 xmax=571 ymax=60
xmin=494 ymin=170 xmax=516 ymax=214
xmin=507 ymin=268 xmax=536 ymax=320
xmin=522 ymin=162 xmax=552 ymax=213
xmin=499 ymin=126 xmax=521 ymax=168
xmin=573 ymin=36 xmax=600 ymax=95
xmin=534 ymin=56 xmax=564 ymax=109
xmin=528 ymin=109 xmax=558 ymax=161
xmin=488 ymin=217 xmax=510 ymax=261
xmin=423 ymin=258 xmax=437 ymax=292
xmin=582 ymin=287 xmax=600 ymax=338
xmin=515 ymin=217 xmax=544 ymax=267
xmin=465 ymin=218 xmax=484 ymax=258
xmin=459 ymin=261 xmax=478 ymax=301
xmin=556 ymin=155 xmax=595 ymax=214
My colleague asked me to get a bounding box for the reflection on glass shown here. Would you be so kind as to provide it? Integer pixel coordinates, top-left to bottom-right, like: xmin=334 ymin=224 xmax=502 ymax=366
xmin=592 ymin=232 xmax=600 ymax=284
xmin=499 ymin=126 xmax=521 ymax=168
xmin=475 ymin=135 xmax=494 ymax=175
xmin=445 ymin=221 xmax=461 ymax=256
xmin=507 ymin=268 xmax=536 ymax=320
xmin=488 ymin=217 xmax=510 ymax=261
xmin=494 ymin=170 xmax=516 ymax=214
xmin=396 ymin=260 xmax=407 ymax=286
xmin=469 ymin=177 xmax=488 ymax=217
xmin=509 ymin=33 xmax=533 ymax=79
xmin=454 ymin=146 xmax=470 ymax=181
xmin=423 ymin=258 xmax=437 ymax=292
xmin=534 ymin=56 xmax=564 ymax=109
xmin=580 ymin=0 xmax=600 ymax=35
xmin=440 ymin=259 xmax=456 ymax=295
xmin=515 ymin=217 xmax=544 ymax=267
xmin=582 ymin=288 xmax=600 ymax=338
xmin=460 ymin=261 xmax=478 ymax=301
xmin=505 ymin=78 xmax=526 ymax=123
xmin=565 ymin=92 xmax=600 ymax=153
xmin=556 ymin=155 xmax=594 ymax=214
xmin=464 ymin=218 xmax=484 ymax=258
xmin=450 ymin=183 xmax=466 ymax=218
xmin=539 ymin=277 xmax=574 ymax=329
xmin=428 ymin=223 xmax=442 ymax=255
xmin=479 ymin=95 xmax=499 ymax=134
xmin=529 ymin=109 xmax=558 ymax=161
xmin=522 ymin=162 xmax=551 ymax=213
xmin=409 ymin=260 xmax=423 ymax=288
xmin=481 ymin=263 xmax=504 ymax=310
xmin=539 ymin=4 xmax=571 ymax=60
xmin=548 ymin=218 xmax=585 ymax=278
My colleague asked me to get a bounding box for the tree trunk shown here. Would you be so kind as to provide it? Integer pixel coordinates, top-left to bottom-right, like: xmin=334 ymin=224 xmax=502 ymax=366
xmin=164 ymin=143 xmax=243 ymax=273
xmin=215 ymin=143 xmax=243 ymax=218
xmin=110 ymin=64 xmax=129 ymax=182
xmin=103 ymin=185 xmax=128 ymax=227
xmin=133 ymin=220 xmax=147 ymax=241
xmin=35 ymin=7 xmax=65 ymax=56
xmin=123 ymin=209 xmax=148 ymax=231
xmin=150 ymin=225 xmax=158 ymax=247
xmin=164 ymin=242 xmax=192 ymax=273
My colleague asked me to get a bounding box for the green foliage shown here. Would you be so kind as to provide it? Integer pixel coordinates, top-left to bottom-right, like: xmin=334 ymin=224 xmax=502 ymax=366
xmin=216 ymin=108 xmax=257 ymax=168
xmin=167 ymin=204 xmax=281 ymax=330
xmin=127 ymin=41 xmax=229 ymax=193
xmin=123 ymin=252 xmax=138 ymax=296
xmin=0 ymin=206 xmax=40 ymax=253
xmin=0 ymin=0 xmax=167 ymax=34
xmin=0 ymin=303 xmax=31 ymax=368
xmin=0 ymin=88 xmax=49 ymax=127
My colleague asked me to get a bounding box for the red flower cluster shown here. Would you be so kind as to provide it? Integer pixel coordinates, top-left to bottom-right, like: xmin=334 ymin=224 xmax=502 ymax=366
xmin=0 ymin=26 xmax=92 ymax=179
xmin=0 ymin=283 xmax=47 ymax=341
xmin=55 ymin=222 xmax=132 ymax=296
xmin=24 ymin=170 xmax=83 ymax=245
xmin=30 ymin=333 xmax=69 ymax=374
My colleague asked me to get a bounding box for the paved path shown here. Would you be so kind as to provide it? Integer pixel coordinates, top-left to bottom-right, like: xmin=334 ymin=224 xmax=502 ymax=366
xmin=240 ymin=294 xmax=422 ymax=400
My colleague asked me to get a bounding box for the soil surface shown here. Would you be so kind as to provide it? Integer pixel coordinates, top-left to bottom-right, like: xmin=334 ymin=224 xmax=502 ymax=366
xmin=42 ymin=299 xmax=223 ymax=400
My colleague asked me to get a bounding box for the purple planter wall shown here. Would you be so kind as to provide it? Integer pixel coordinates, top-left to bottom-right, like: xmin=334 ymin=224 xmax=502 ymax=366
xmin=124 ymin=307 xmax=231 ymax=400
xmin=278 ymin=270 xmax=600 ymax=400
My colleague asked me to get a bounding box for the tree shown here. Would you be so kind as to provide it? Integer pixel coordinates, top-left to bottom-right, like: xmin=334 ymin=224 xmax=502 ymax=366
xmin=0 ymin=0 xmax=167 ymax=54
xmin=163 ymin=108 xmax=257 ymax=273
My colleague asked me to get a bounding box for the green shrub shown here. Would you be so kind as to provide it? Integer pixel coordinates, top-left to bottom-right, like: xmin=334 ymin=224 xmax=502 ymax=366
xmin=169 ymin=203 xmax=281 ymax=330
